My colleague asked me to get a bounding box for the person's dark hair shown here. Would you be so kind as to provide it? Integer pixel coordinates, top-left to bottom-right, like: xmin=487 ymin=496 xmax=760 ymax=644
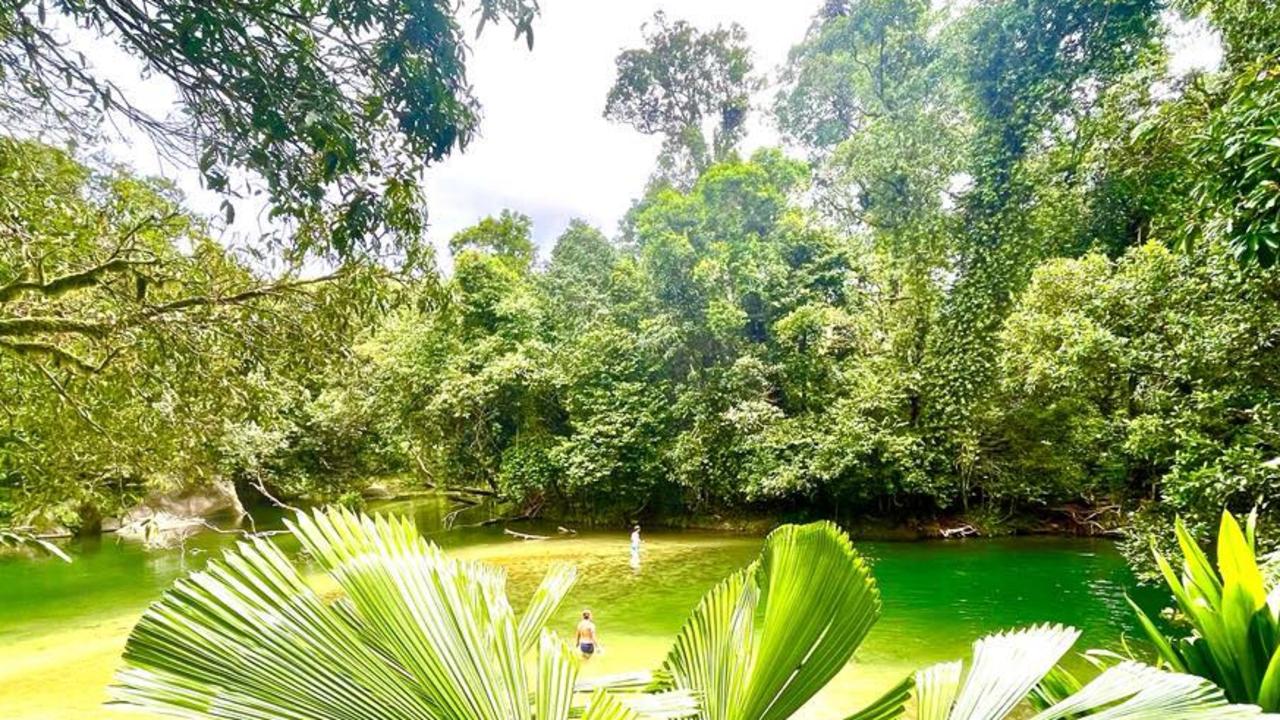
xmin=582 ymin=610 xmax=591 ymax=619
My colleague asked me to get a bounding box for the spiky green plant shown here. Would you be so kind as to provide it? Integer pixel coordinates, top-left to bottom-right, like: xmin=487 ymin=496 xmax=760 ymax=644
xmin=1129 ymin=510 xmax=1280 ymax=710
xmin=110 ymin=507 xmax=695 ymax=719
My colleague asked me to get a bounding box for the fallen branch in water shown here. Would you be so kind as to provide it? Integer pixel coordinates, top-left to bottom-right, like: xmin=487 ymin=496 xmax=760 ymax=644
xmin=251 ymin=478 xmax=301 ymax=513
xmin=940 ymin=524 xmax=977 ymax=539
xmin=504 ymin=528 xmax=549 ymax=541
xmin=440 ymin=510 xmax=533 ymax=533
xmin=458 ymin=485 xmax=497 ymax=497
xmin=1052 ymin=504 xmax=1124 ymax=536
xmin=194 ymin=520 xmax=290 ymax=539
xmin=0 ymin=529 xmax=71 ymax=562
xmin=557 ymin=526 xmax=577 ymax=535
xmin=443 ymin=506 xmax=467 ymax=530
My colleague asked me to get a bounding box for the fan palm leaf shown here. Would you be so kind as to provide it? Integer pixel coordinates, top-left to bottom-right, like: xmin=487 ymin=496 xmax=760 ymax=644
xmin=111 ymin=507 xmax=694 ymax=720
xmin=852 ymin=624 xmax=1280 ymax=720
xmin=661 ymin=521 xmax=881 ymax=720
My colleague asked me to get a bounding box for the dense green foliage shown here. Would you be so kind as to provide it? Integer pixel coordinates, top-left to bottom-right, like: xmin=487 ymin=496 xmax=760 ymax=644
xmin=0 ymin=0 xmax=535 ymax=530
xmin=0 ymin=138 xmax=401 ymax=530
xmin=347 ymin=173 xmax=1280 ymax=534
xmin=338 ymin=0 xmax=1280 ymax=536
xmin=3 ymin=0 xmax=1280 ymax=558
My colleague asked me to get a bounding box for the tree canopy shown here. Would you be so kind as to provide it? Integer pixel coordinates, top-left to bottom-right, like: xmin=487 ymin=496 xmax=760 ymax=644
xmin=605 ymin=11 xmax=760 ymax=187
xmin=0 ymin=0 xmax=538 ymax=260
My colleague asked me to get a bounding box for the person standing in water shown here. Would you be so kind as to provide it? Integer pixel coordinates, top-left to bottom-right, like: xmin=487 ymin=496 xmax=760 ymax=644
xmin=629 ymin=524 xmax=642 ymax=569
xmin=575 ymin=610 xmax=598 ymax=658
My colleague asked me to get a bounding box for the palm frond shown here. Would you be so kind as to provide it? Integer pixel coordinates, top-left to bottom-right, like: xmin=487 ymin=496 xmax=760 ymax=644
xmin=1028 ymin=661 xmax=1274 ymax=719
xmin=538 ymin=631 xmax=579 ymax=720
xmin=663 ymin=521 xmax=881 ymax=720
xmin=581 ymin=690 xmax=641 ymax=720
xmin=111 ymin=507 xmax=690 ymax=720
xmin=914 ymin=661 xmax=963 ymax=720
xmin=523 ymin=564 xmax=579 ymax=652
xmin=663 ymin=568 xmax=757 ymax=720
xmin=948 ymin=624 xmax=1080 ymax=720
xmin=901 ymin=625 xmax=1280 ymax=720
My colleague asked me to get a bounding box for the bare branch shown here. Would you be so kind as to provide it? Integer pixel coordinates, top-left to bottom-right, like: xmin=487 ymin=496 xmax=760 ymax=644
xmin=250 ymin=477 xmax=300 ymax=514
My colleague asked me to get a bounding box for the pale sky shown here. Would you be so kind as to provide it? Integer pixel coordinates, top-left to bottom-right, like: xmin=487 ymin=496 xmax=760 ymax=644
xmin=62 ymin=0 xmax=1221 ymax=270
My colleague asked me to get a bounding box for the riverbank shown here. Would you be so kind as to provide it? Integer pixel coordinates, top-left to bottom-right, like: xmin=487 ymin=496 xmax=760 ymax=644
xmin=538 ymin=502 xmax=1127 ymax=541
xmin=4 ymin=471 xmax=1127 ymax=550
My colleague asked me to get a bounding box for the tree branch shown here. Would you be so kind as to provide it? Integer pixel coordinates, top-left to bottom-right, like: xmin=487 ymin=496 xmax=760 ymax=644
xmin=0 ymin=255 xmax=157 ymax=304
xmin=0 ymin=316 xmax=113 ymax=338
xmin=33 ymin=362 xmax=111 ymax=435
xmin=132 ymin=271 xmax=348 ymax=321
xmin=0 ymin=271 xmax=345 ymax=373
xmin=0 ymin=339 xmax=109 ymax=373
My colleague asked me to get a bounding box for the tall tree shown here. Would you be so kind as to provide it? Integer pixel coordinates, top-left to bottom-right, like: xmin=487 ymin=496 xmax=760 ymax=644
xmin=775 ymin=0 xmax=938 ymax=158
xmin=776 ymin=0 xmax=963 ymax=445
xmin=448 ymin=209 xmax=536 ymax=270
xmin=604 ymin=11 xmax=759 ymax=187
xmin=922 ymin=0 xmax=1162 ymax=442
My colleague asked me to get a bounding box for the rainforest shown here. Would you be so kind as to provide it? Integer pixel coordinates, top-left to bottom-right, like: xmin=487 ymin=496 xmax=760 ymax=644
xmin=2 ymin=0 xmax=1280 ymax=718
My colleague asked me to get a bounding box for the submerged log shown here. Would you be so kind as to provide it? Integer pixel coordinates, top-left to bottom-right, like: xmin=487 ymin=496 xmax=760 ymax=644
xmin=501 ymin=525 xmax=547 ymax=535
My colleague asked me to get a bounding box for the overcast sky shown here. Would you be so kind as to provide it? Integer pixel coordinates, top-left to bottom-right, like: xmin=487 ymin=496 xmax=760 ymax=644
xmin=72 ymin=0 xmax=1220 ymax=270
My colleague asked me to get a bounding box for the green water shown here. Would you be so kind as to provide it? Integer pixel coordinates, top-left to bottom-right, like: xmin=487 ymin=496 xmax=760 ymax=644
xmin=0 ymin=496 xmax=1167 ymax=719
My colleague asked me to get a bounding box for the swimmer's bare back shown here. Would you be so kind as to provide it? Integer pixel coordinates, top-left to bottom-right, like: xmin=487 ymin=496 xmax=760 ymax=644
xmin=576 ymin=619 xmax=597 ymax=656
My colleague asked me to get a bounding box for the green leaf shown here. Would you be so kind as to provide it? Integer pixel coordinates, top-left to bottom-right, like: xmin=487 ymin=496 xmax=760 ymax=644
xmin=663 ymin=521 xmax=881 ymax=720
xmin=843 ymin=674 xmax=914 ymax=720
xmin=1220 ymin=511 xmax=1268 ymax=609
